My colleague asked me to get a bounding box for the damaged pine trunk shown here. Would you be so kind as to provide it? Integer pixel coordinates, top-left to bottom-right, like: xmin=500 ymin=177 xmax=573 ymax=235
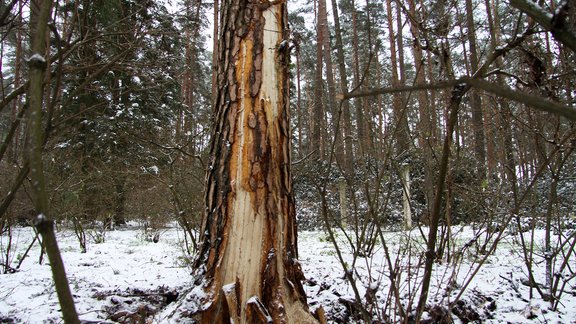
xmin=191 ymin=0 xmax=319 ymax=323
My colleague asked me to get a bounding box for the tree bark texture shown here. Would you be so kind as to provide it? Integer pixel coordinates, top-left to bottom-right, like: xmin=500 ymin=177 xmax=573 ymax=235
xmin=193 ymin=1 xmax=318 ymax=323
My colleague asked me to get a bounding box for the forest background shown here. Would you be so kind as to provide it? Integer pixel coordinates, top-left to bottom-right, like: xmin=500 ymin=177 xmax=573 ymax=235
xmin=1 ymin=0 xmax=576 ymax=322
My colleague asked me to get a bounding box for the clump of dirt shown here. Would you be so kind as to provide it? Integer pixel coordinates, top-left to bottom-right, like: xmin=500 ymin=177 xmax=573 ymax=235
xmin=452 ymin=299 xmax=481 ymax=322
xmin=0 ymin=316 xmax=17 ymax=323
xmin=94 ymin=286 xmax=180 ymax=323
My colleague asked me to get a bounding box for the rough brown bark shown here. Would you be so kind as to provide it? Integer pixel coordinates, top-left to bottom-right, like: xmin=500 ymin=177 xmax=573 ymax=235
xmin=192 ymin=1 xmax=318 ymax=322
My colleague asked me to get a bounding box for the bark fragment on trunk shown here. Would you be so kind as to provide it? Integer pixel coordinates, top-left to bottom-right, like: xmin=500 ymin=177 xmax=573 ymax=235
xmin=192 ymin=1 xmax=318 ymax=323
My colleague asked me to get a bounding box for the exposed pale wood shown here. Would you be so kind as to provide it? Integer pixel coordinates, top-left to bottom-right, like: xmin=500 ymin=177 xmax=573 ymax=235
xmin=246 ymin=297 xmax=273 ymax=323
xmin=193 ymin=0 xmax=317 ymax=322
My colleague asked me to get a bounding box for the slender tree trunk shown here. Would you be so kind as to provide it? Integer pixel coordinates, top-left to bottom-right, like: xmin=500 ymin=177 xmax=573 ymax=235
xmin=318 ymin=0 xmax=354 ymax=235
xmin=408 ymin=0 xmax=436 ymax=214
xmin=27 ymin=1 xmax=79 ymax=323
xmin=491 ymin=0 xmax=517 ymax=189
xmin=10 ymin=2 xmax=23 ymax=163
xmin=330 ymin=0 xmax=354 ymax=173
xmin=313 ymin=0 xmax=325 ymax=159
xmin=483 ymin=0 xmax=497 ymax=175
xmin=544 ymin=155 xmax=561 ymax=302
xmin=466 ymin=0 xmax=487 ymax=179
xmin=183 ymin=0 xmax=203 ymax=156
xmin=374 ymin=49 xmax=385 ymax=156
xmin=351 ymin=0 xmax=366 ymax=157
xmin=296 ymin=42 xmax=303 ymax=153
xmin=338 ymin=177 xmax=348 ymax=228
xmin=361 ymin=0 xmax=375 ymax=156
xmin=401 ymin=164 xmax=412 ymax=230
xmin=416 ymin=84 xmax=466 ymax=322
xmin=113 ymin=176 xmax=127 ymax=226
xmin=387 ymin=0 xmax=411 ymax=229
xmin=318 ymin=0 xmax=344 ymax=166
xmin=396 ymin=1 xmax=406 ymax=88
xmin=211 ymin=0 xmax=219 ymax=106
xmin=192 ymin=1 xmax=318 ymax=322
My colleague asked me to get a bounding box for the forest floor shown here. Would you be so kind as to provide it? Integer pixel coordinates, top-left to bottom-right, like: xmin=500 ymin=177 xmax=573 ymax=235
xmin=0 ymin=223 xmax=575 ymax=323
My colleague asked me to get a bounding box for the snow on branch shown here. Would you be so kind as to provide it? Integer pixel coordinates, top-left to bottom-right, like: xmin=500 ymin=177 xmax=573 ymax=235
xmin=27 ymin=53 xmax=47 ymax=68
xmin=510 ymin=0 xmax=576 ymax=53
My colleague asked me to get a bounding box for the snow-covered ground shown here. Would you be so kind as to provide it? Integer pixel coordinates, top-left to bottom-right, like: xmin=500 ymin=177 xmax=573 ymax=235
xmin=0 ymin=225 xmax=191 ymax=323
xmin=299 ymin=229 xmax=576 ymax=323
xmin=1 ymin=224 xmax=575 ymax=323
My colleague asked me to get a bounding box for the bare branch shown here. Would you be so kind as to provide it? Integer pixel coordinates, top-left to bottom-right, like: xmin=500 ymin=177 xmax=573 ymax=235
xmin=337 ymin=80 xmax=463 ymax=100
xmin=511 ymin=0 xmax=576 ymax=53
xmin=462 ymin=77 xmax=576 ymax=122
xmin=340 ymin=77 xmax=576 ymax=122
xmin=0 ymin=82 xmax=28 ymax=114
xmin=0 ymin=104 xmax=27 ymax=162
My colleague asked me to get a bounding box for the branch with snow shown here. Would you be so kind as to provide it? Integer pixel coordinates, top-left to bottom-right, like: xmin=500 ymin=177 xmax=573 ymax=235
xmin=510 ymin=0 xmax=576 ymax=53
xmin=26 ymin=53 xmax=47 ymax=69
